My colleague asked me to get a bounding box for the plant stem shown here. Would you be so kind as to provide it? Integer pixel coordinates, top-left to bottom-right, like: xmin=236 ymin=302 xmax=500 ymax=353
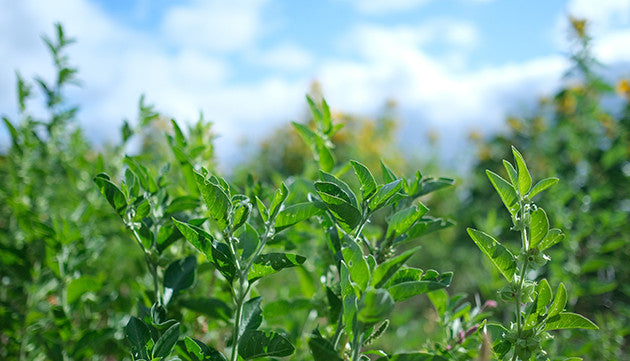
xmin=130 ymin=226 xmax=161 ymax=305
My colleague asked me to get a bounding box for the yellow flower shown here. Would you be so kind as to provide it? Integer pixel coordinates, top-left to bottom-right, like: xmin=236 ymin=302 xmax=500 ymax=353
xmin=569 ymin=16 xmax=587 ymax=38
xmin=617 ymin=79 xmax=630 ymax=99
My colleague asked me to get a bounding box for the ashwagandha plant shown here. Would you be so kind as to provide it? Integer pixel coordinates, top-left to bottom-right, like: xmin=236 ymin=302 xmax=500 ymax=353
xmin=467 ymin=147 xmax=598 ymax=360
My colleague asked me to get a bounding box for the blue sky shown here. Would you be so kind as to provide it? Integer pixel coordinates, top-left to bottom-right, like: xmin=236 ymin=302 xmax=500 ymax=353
xmin=1 ymin=0 xmax=630 ymax=169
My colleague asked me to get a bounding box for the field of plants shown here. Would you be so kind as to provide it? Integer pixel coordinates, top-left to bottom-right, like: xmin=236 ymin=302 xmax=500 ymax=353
xmin=1 ymin=19 xmax=628 ymax=361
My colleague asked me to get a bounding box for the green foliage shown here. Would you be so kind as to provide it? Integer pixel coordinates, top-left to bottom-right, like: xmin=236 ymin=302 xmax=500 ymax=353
xmin=1 ymin=20 xmax=617 ymax=361
xmin=468 ymin=148 xmax=598 ymax=360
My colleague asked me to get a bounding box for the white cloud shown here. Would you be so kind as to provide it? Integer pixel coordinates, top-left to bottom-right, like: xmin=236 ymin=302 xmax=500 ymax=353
xmin=162 ymin=0 xmax=271 ymax=53
xmin=255 ymin=43 xmax=314 ymax=72
xmin=344 ymin=0 xmax=433 ymax=14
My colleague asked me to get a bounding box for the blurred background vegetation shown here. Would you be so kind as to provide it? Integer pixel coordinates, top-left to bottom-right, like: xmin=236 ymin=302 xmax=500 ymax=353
xmin=1 ymin=18 xmax=628 ymax=360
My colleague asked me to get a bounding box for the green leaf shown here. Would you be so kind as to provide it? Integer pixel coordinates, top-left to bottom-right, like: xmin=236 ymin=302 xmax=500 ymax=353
xmin=308 ymin=329 xmax=343 ymax=361
xmin=166 ymin=196 xmax=199 ymax=214
xmin=211 ymin=243 xmax=237 ymax=283
xmin=380 ymin=160 xmax=398 ymax=184
xmin=248 ymin=253 xmax=306 ymax=282
xmin=172 ymin=219 xmax=213 ymax=260
xmin=275 ymin=202 xmax=322 ymax=232
xmin=538 ymin=228 xmax=564 ymax=251
xmin=163 ymin=256 xmax=197 ymax=305
xmin=416 ymin=177 xmax=455 ymax=197
xmin=94 ymin=174 xmax=127 ymax=217
xmin=387 ymin=271 xmax=453 ymax=302
xmin=405 ymin=217 xmax=454 ymax=241
xmin=528 ymin=177 xmax=559 ymax=199
xmin=238 ymin=330 xmax=295 ymax=359
xmin=269 ymin=183 xmax=289 ymax=219
xmin=386 ymin=267 xmax=424 ymax=287
xmin=125 ymin=317 xmax=151 ymax=359
xmin=340 ymin=261 xmax=358 ymax=339
xmin=320 ymin=171 xmax=359 ymax=208
xmin=66 ymin=276 xmax=101 ymax=304
xmin=315 ymin=182 xmax=362 ymax=232
xmin=548 ymin=283 xmax=567 ymax=318
xmin=239 ymin=297 xmax=263 ymax=337
xmin=124 ymin=156 xmax=158 ymax=193
xmin=292 ymin=121 xmax=317 ymax=148
xmin=485 ymin=170 xmax=520 ymax=215
xmin=386 ymin=205 xmax=429 ymax=238
xmin=195 ymin=172 xmax=231 ymax=230
xmin=529 ymin=208 xmax=549 ymax=249
xmin=376 ymin=352 xmax=449 ymax=361
xmin=357 ymin=288 xmax=394 ymax=324
xmin=183 ymin=337 xmax=227 ymax=361
xmin=255 ymin=196 xmax=269 ymax=222
xmin=180 ymin=298 xmax=232 ymax=322
xmin=536 ymin=278 xmax=552 ymax=314
xmin=369 ymin=179 xmax=403 ymax=211
xmin=316 ymin=138 xmax=335 ymax=172
xmin=351 ymin=160 xmax=378 ymax=199
xmin=235 ymin=223 xmax=259 ymax=261
xmin=503 ymin=160 xmax=518 ymax=188
xmin=467 ymin=228 xmax=517 ymax=282
xmin=371 ymin=246 xmax=421 ymax=289
xmin=512 ymin=146 xmax=532 ymax=195
xmin=152 ymin=322 xmax=180 ymax=358
xmin=342 ymin=237 xmax=370 ymax=292
xmin=544 ymin=312 xmax=598 ymax=331
xmin=231 ymin=202 xmax=251 ymax=231
xmin=427 ymin=289 xmax=448 ymax=317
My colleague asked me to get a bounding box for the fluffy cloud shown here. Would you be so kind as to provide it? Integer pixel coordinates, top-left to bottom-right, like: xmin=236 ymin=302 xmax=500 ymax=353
xmin=343 ymin=0 xmax=433 ymax=14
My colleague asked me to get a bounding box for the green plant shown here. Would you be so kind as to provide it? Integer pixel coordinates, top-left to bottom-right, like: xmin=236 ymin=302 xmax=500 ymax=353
xmin=467 ymin=147 xmax=598 ymax=360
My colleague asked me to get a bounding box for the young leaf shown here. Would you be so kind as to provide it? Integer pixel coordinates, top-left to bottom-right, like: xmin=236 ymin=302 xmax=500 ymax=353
xmin=512 ymin=146 xmax=532 ymax=195
xmin=274 ymin=202 xmax=322 ymax=232
xmin=269 ymin=183 xmax=289 ymax=219
xmin=485 ymin=170 xmax=520 ymax=215
xmin=371 ymin=246 xmax=421 ymax=289
xmin=342 ymin=237 xmax=370 ymax=292
xmin=255 ymin=196 xmax=269 ymax=222
xmin=211 ymin=243 xmax=237 ymax=282
xmin=387 ymin=271 xmax=453 ymax=302
xmin=340 ymin=261 xmax=358 ymax=339
xmin=380 ymin=160 xmax=397 ymax=184
xmin=248 ymin=253 xmax=307 ymax=282
xmin=416 ymin=177 xmax=455 ymax=197
xmin=238 ymin=330 xmax=295 ymax=359
xmin=308 ymin=329 xmax=343 ymax=361
xmin=503 ymin=160 xmax=518 ymax=188
xmin=528 ymin=177 xmax=559 ymax=199
xmin=351 ymin=160 xmax=377 ymax=199
xmin=239 ymin=297 xmax=263 ymax=337
xmin=235 ymin=223 xmax=259 ymax=261
xmin=315 ymin=182 xmax=362 ymax=232
xmin=536 ymin=278 xmax=553 ymax=314
xmin=547 ymin=283 xmax=567 ymax=318
xmin=320 ymin=171 xmax=359 ymax=208
xmin=538 ymin=228 xmax=564 ymax=251
xmin=316 ymin=138 xmax=335 ymax=172
xmin=529 ymin=208 xmax=549 ymax=249
xmin=405 ymin=217 xmax=454 ymax=241
xmin=195 ymin=172 xmax=231 ymax=230
xmin=369 ymin=179 xmax=403 ymax=211
xmin=544 ymin=312 xmax=598 ymax=330
xmin=386 ymin=205 xmax=429 ymax=239
xmin=94 ymin=174 xmax=127 ymax=217
xmin=357 ymin=288 xmax=395 ymax=324
xmin=292 ymin=121 xmax=317 ymax=149
xmin=163 ymin=256 xmax=197 ymax=305
xmin=152 ymin=322 xmax=180 ymax=358
xmin=467 ymin=228 xmax=517 ymax=282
